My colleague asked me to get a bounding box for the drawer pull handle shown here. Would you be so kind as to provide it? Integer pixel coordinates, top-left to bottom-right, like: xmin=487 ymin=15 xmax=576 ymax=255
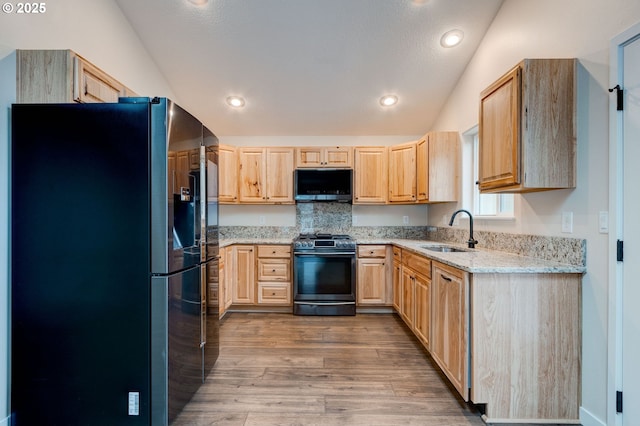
xmin=441 ymin=275 xmax=452 ymax=282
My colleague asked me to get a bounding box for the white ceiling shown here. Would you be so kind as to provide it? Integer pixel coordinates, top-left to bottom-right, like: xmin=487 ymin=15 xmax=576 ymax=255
xmin=115 ymin=0 xmax=504 ymax=137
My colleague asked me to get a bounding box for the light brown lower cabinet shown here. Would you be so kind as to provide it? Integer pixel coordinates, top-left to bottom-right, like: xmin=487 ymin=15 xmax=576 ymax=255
xmin=392 ymin=246 xmax=582 ymax=424
xmin=431 ymin=261 xmax=468 ymax=400
xmin=356 ymin=245 xmax=392 ymax=306
xmin=470 ymin=272 xmax=582 ymax=423
xmin=232 ymin=245 xmax=256 ymax=304
xmin=256 ymin=245 xmax=292 ymax=305
xmin=225 ymin=244 xmax=292 ymax=309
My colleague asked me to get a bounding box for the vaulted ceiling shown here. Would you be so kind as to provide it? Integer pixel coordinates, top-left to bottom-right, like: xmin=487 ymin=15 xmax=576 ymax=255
xmin=115 ymin=0 xmax=504 ymax=136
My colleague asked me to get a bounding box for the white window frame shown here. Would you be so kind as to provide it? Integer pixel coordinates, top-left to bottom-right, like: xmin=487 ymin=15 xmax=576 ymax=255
xmin=464 ymin=126 xmax=515 ymax=220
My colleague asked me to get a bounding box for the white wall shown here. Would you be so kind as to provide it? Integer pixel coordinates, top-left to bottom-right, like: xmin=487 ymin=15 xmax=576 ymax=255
xmin=429 ymin=1 xmax=640 ymax=425
xmin=219 ymin=135 xmax=428 ymax=228
xmin=0 ymin=1 xmax=176 ymax=424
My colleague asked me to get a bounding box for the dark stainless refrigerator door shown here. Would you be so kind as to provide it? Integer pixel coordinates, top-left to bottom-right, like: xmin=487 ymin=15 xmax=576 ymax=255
xmin=202 ymin=127 xmax=219 ymax=263
xmin=151 ymin=265 xmax=203 ymax=425
xmin=11 ymin=103 xmax=151 ymax=425
xmin=150 ymin=98 xmax=204 ymax=274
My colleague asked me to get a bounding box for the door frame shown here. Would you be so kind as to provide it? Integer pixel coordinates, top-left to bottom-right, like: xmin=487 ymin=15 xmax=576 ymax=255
xmin=608 ymin=20 xmax=640 ymax=426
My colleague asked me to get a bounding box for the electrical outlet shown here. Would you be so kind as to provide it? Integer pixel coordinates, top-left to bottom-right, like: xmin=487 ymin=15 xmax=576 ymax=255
xmin=259 ymin=215 xmax=266 ymax=225
xmin=352 ymin=215 xmax=358 ymax=225
xmin=562 ymin=211 xmax=573 ymax=233
xmin=403 ymin=215 xmax=410 ymax=225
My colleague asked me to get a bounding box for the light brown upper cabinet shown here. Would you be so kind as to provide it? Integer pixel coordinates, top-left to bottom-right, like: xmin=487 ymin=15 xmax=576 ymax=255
xmin=478 ymin=58 xmax=576 ymax=193
xmin=295 ymin=146 xmax=352 ymax=168
xmin=417 ymin=132 xmax=460 ymax=203
xmin=389 ymin=133 xmax=460 ymax=204
xmin=388 ymin=141 xmax=417 ymax=203
xmin=218 ymin=144 xmax=238 ymax=203
xmin=17 ymin=49 xmax=137 ymax=103
xmin=238 ymin=147 xmax=294 ymax=204
xmin=354 ymin=146 xmax=388 ymax=204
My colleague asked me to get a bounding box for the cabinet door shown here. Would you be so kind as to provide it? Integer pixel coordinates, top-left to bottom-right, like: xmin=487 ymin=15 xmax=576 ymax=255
xmin=413 ymin=273 xmax=431 ymax=349
xmin=232 ymin=245 xmax=255 ymax=304
xmin=218 ymin=144 xmax=237 ymax=203
xmin=388 ymin=142 xmax=416 ymax=202
xmin=432 ymin=262 xmax=468 ymax=400
xmin=354 ymin=147 xmax=387 ymax=204
xmin=357 ymin=258 xmax=387 ymax=305
xmin=478 ymin=64 xmax=521 ymax=190
xmin=416 ymin=138 xmax=428 ymax=202
xmin=265 ymin=148 xmax=294 ymax=203
xmin=224 ymin=247 xmax=234 ymax=309
xmin=392 ymin=261 xmax=401 ymax=312
xmin=218 ymin=248 xmax=226 ymax=316
xmin=238 ymin=148 xmax=266 ymax=203
xmin=400 ymin=267 xmax=415 ymax=327
xmin=295 ymin=147 xmax=324 ymax=168
xmin=74 ymin=56 xmax=126 ymax=103
xmin=324 ymin=147 xmax=352 ymax=167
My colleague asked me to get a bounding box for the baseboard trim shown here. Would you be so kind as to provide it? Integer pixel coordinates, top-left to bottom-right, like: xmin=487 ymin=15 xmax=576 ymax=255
xmin=580 ymin=406 xmax=607 ymax=426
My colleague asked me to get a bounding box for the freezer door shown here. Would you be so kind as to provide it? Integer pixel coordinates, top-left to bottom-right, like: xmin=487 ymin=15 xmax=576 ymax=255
xmin=151 ymin=266 xmax=203 ymax=424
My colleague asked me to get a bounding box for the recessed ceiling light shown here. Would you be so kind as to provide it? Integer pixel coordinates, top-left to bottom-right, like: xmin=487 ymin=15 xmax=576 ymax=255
xmin=187 ymin=0 xmax=208 ymax=5
xmin=226 ymin=96 xmax=245 ymax=108
xmin=440 ymin=29 xmax=464 ymax=48
xmin=380 ymin=95 xmax=398 ymax=107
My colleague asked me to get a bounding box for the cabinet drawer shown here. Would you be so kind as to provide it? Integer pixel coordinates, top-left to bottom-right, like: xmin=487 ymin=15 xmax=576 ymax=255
xmin=392 ymin=246 xmax=402 ymax=262
xmin=402 ymin=250 xmax=431 ymax=278
xmin=257 ymin=245 xmax=291 ymax=258
xmin=257 ymin=258 xmax=291 ymax=281
xmin=358 ymin=245 xmax=387 ymax=258
xmin=258 ymin=282 xmax=291 ymax=304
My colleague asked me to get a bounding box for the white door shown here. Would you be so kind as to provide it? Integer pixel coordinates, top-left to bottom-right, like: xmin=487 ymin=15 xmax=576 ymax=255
xmin=621 ymin=32 xmax=640 ymax=426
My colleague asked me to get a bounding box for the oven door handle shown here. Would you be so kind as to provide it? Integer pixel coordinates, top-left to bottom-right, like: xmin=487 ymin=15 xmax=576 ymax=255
xmin=293 ymin=252 xmax=356 ymax=256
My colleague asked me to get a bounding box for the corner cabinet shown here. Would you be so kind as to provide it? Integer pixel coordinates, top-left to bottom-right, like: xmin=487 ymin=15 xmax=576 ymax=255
xmin=388 ymin=133 xmax=460 ymax=204
xmin=478 ymin=58 xmax=576 ymax=193
xmin=418 ymin=132 xmax=460 ymax=202
xmin=353 ymin=146 xmax=388 ymax=204
xmin=16 ymin=49 xmax=137 ymax=103
xmin=238 ymin=147 xmax=294 ymax=204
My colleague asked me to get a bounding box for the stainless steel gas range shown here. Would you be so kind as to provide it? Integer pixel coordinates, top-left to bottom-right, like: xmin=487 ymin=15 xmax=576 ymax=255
xmin=292 ymin=233 xmax=357 ymax=315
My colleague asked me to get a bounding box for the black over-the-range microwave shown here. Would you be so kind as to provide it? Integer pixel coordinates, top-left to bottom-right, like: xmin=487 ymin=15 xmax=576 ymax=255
xmin=294 ymin=168 xmax=353 ymax=202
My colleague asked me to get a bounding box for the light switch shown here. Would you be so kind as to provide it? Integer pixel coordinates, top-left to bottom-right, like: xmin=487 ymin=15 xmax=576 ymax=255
xmin=562 ymin=211 xmax=573 ymax=233
xmin=403 ymin=216 xmax=410 ymax=225
xmin=599 ymin=211 xmax=609 ymax=234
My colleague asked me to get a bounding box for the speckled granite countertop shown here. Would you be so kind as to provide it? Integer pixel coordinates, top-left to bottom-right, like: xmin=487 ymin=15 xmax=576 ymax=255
xmin=219 ymin=238 xmax=586 ymax=274
xmin=360 ymin=239 xmax=586 ymax=274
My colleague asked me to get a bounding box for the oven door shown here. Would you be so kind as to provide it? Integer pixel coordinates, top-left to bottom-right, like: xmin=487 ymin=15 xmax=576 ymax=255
xmin=293 ymin=251 xmax=356 ymax=303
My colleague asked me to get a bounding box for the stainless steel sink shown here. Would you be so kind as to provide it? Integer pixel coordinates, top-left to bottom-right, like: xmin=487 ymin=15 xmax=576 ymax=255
xmin=420 ymin=245 xmax=468 ymax=253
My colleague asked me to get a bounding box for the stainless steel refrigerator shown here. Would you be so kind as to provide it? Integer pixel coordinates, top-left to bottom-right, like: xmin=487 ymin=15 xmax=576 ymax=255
xmin=10 ymin=97 xmax=219 ymax=425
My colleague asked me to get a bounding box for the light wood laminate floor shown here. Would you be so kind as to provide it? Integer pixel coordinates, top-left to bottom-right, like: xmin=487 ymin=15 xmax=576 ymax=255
xmin=173 ymin=313 xmax=568 ymax=426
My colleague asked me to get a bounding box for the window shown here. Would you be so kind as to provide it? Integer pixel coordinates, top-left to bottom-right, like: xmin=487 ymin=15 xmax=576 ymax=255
xmin=464 ymin=127 xmax=514 ymax=218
